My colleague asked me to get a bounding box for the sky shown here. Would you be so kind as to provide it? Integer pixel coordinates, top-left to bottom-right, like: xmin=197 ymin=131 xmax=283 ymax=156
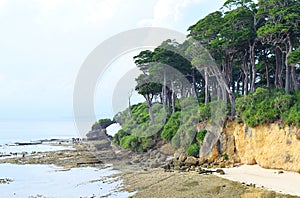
xmin=0 ymin=0 xmax=226 ymax=121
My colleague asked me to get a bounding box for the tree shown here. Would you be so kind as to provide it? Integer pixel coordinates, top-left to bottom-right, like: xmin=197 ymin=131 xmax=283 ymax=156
xmin=257 ymin=0 xmax=300 ymax=94
xmin=135 ymin=74 xmax=162 ymax=124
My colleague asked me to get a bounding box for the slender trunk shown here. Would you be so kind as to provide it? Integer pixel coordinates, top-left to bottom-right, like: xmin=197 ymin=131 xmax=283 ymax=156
xmin=264 ymin=55 xmax=270 ymax=88
xmin=128 ymin=96 xmax=132 ymax=119
xmin=171 ymin=82 xmax=176 ymax=114
xmin=275 ymin=48 xmax=284 ymax=88
xmin=146 ymin=97 xmax=155 ymax=125
xmin=167 ymin=89 xmax=172 ymax=114
xmin=285 ymin=36 xmax=292 ymax=94
xmin=162 ymin=70 xmax=167 ymax=124
xmin=243 ymin=52 xmax=249 ymax=95
xmin=291 ymin=65 xmax=299 ymax=92
xmin=192 ymin=67 xmax=199 ymax=99
xmin=205 ymin=68 xmax=209 ymax=105
xmin=249 ymin=43 xmax=256 ymax=93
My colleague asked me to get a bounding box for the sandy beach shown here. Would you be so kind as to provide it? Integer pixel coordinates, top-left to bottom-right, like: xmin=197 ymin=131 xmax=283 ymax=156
xmin=217 ymin=165 xmax=300 ymax=196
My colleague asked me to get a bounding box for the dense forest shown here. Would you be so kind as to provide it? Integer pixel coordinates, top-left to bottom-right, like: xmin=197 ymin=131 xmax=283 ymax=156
xmin=110 ymin=0 xmax=300 ymax=154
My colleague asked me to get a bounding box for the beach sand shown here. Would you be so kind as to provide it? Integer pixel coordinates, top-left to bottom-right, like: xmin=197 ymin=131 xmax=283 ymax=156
xmin=217 ymin=165 xmax=300 ymax=196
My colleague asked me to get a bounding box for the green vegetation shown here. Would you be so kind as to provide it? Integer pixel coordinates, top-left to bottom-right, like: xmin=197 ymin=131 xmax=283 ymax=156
xmin=100 ymin=0 xmax=300 ymax=155
xmin=196 ymin=130 xmax=207 ymax=144
xmin=236 ymin=88 xmax=299 ymax=127
xmin=186 ymin=143 xmax=200 ymax=157
xmin=92 ymin=118 xmax=112 ymax=127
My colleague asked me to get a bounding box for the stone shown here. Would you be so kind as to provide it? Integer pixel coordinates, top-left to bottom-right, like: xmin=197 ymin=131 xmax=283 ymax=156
xmin=132 ymin=158 xmax=140 ymax=164
xmin=246 ymin=157 xmax=257 ymax=165
xmin=198 ymin=157 xmax=207 ymax=165
xmin=219 ymin=162 xmax=226 ymax=168
xmin=185 ymin=156 xmax=198 ymax=166
xmin=174 ymin=152 xmax=180 ymax=160
xmin=190 ymin=165 xmax=195 ymax=171
xmin=216 ymin=169 xmax=225 ymax=175
xmin=179 ymin=153 xmax=187 ymax=162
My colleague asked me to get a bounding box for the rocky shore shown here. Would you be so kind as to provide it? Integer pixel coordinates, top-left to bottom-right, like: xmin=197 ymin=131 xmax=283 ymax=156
xmin=0 ymin=135 xmax=299 ymax=198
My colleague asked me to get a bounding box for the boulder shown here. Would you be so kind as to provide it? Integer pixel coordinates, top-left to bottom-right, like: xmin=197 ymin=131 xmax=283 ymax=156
xmin=185 ymin=156 xmax=198 ymax=166
xmin=179 ymin=153 xmax=187 ymax=162
xmin=246 ymin=157 xmax=257 ymax=165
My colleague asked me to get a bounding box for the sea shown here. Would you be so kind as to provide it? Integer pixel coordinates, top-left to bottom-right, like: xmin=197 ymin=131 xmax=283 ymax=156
xmin=0 ymin=120 xmax=132 ymax=198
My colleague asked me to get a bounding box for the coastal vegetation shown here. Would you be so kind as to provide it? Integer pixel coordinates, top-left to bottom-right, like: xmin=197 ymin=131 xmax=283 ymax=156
xmin=99 ymin=0 xmax=300 ymax=156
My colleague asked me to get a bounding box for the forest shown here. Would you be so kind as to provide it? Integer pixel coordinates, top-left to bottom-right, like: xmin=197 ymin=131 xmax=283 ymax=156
xmin=111 ymin=0 xmax=300 ymax=153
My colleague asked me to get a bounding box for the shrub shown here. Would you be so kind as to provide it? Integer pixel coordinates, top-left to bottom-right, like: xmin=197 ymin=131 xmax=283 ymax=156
xmin=139 ymin=137 xmax=156 ymax=151
xmin=283 ymin=104 xmax=300 ymax=126
xmin=161 ymin=112 xmax=181 ymax=141
xmin=236 ymin=88 xmax=299 ymax=127
xmin=186 ymin=143 xmax=200 ymax=157
xmin=113 ymin=129 xmax=129 ymax=145
xmin=198 ymin=103 xmax=210 ymax=121
xmin=120 ymin=135 xmax=138 ymax=150
xmin=196 ymin=130 xmax=207 ymax=143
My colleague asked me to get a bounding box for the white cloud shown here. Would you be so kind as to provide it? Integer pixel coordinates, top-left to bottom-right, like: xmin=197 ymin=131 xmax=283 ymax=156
xmin=139 ymin=0 xmax=204 ymax=27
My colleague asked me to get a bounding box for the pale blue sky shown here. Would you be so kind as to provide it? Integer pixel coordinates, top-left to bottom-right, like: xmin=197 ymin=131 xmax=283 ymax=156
xmin=0 ymin=0 xmax=226 ymax=121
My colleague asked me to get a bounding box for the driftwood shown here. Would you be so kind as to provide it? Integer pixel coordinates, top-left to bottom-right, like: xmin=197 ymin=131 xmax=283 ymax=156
xmin=199 ymin=169 xmax=225 ymax=175
xmin=198 ymin=169 xmax=215 ymax=174
xmin=76 ymin=161 xmax=103 ymax=166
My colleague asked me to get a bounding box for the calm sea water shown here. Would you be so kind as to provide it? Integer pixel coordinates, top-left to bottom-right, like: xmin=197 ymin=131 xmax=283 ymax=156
xmin=0 ymin=120 xmax=133 ymax=197
xmin=0 ymin=120 xmax=78 ymax=145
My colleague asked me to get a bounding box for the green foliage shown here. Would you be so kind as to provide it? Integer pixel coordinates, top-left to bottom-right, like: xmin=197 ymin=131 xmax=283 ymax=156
xmin=196 ymin=130 xmax=207 ymax=143
xmin=198 ymin=103 xmax=211 ymax=121
xmin=236 ymin=88 xmax=299 ymax=127
xmin=120 ymin=135 xmax=138 ymax=150
xmin=283 ymin=103 xmax=300 ymax=126
xmin=222 ymin=153 xmax=229 ymax=160
xmin=161 ymin=112 xmax=181 ymax=141
xmin=92 ymin=118 xmax=112 ymax=128
xmin=186 ymin=143 xmax=200 ymax=157
xmin=113 ymin=129 xmax=129 ymax=145
xmin=138 ymin=137 xmax=156 ymax=152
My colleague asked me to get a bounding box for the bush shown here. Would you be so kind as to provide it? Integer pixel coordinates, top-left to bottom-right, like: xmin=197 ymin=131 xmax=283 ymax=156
xmin=186 ymin=143 xmax=200 ymax=157
xmin=198 ymin=103 xmax=210 ymax=121
xmin=236 ymin=88 xmax=299 ymax=127
xmin=138 ymin=137 xmax=156 ymax=151
xmin=283 ymin=104 xmax=300 ymax=126
xmin=196 ymin=130 xmax=207 ymax=143
xmin=161 ymin=112 xmax=181 ymax=141
xmin=113 ymin=129 xmax=129 ymax=145
xmin=120 ymin=135 xmax=138 ymax=150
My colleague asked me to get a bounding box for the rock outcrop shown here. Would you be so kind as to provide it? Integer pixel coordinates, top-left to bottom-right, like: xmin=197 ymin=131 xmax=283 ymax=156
xmin=197 ymin=121 xmax=300 ymax=172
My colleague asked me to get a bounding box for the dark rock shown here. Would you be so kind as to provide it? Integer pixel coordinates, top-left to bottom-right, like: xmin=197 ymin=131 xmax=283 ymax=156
xmin=216 ymin=169 xmax=225 ymax=175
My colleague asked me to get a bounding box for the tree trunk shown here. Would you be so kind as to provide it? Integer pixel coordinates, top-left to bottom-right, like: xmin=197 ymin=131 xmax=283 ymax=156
xmin=243 ymin=52 xmax=249 ymax=95
xmin=264 ymin=55 xmax=270 ymax=88
xmin=205 ymin=67 xmax=209 ymax=105
xmin=275 ymin=48 xmax=283 ymax=88
xmin=162 ymin=70 xmax=167 ymax=124
xmin=285 ymin=36 xmax=292 ymax=94
xmin=249 ymin=43 xmax=256 ymax=93
xmin=291 ymin=65 xmax=299 ymax=92
xmin=128 ymin=91 xmax=132 ymax=119
xmin=146 ymin=98 xmax=155 ymax=125
xmin=171 ymin=82 xmax=176 ymax=114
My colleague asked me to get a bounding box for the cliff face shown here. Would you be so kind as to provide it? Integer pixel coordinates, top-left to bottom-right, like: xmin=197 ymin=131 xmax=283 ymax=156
xmin=198 ymin=122 xmax=300 ymax=172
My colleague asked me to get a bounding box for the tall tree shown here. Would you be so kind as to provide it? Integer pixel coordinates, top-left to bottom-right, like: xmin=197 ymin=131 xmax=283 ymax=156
xmin=257 ymin=0 xmax=300 ymax=94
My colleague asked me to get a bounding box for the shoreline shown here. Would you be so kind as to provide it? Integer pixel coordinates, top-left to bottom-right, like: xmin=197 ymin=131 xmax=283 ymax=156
xmin=0 ymin=140 xmax=299 ymax=197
